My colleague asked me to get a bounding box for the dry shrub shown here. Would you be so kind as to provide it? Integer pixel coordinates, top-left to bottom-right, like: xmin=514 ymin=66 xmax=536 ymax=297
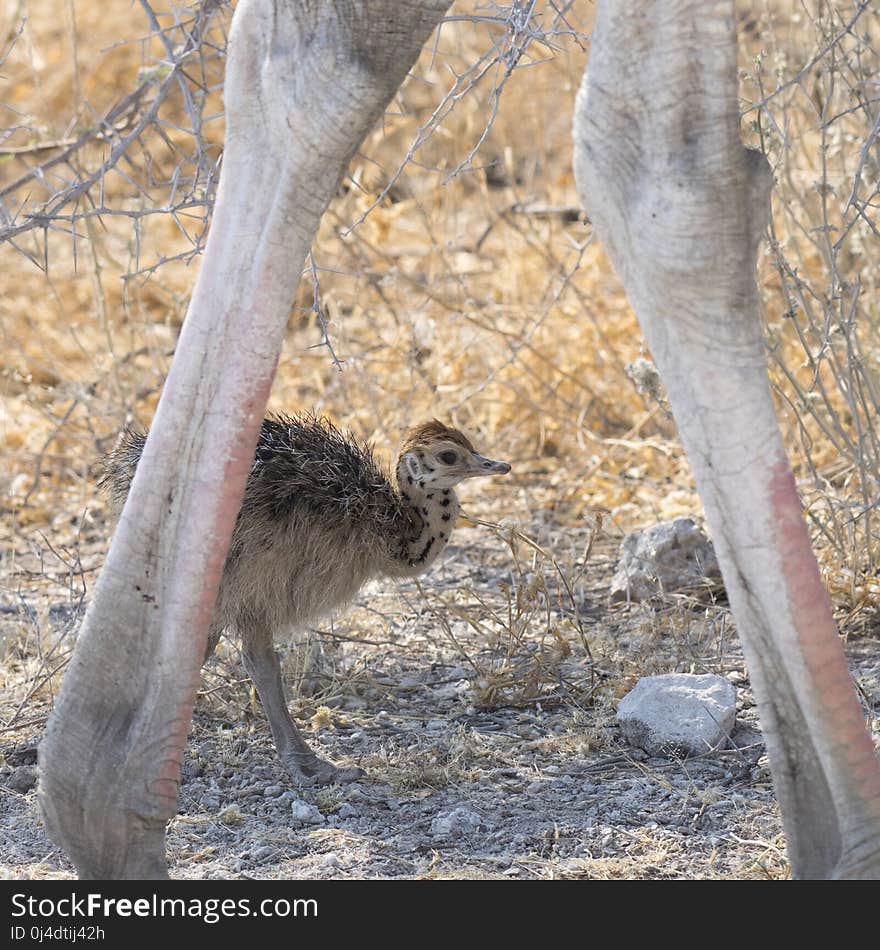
xmin=0 ymin=1 xmax=877 ymax=734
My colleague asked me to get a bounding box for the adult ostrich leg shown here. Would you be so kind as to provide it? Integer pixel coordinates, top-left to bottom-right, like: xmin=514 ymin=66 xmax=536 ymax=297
xmin=574 ymin=0 xmax=880 ymax=878
xmin=38 ymin=0 xmax=450 ymax=879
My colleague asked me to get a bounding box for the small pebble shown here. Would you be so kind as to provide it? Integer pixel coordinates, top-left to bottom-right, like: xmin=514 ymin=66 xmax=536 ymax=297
xmin=431 ymin=806 xmax=482 ymax=840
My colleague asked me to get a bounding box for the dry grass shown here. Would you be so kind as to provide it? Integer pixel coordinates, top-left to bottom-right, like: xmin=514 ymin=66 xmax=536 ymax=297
xmin=0 ymin=0 xmax=878 ymax=878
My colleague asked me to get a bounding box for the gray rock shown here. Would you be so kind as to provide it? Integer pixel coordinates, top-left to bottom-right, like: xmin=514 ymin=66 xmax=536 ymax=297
xmin=290 ymin=800 xmax=325 ymax=825
xmin=616 ymin=673 xmax=736 ymax=757
xmin=610 ymin=518 xmax=722 ymax=602
xmin=5 ymin=765 xmax=38 ymax=794
xmin=431 ymin=806 xmax=483 ymax=840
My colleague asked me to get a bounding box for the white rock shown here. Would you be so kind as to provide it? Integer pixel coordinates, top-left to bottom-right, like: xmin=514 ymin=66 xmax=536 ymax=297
xmin=616 ymin=673 xmax=736 ymax=757
xmin=431 ymin=806 xmax=482 ymax=839
xmin=290 ymin=800 xmax=325 ymax=825
xmin=610 ymin=518 xmax=722 ymax=602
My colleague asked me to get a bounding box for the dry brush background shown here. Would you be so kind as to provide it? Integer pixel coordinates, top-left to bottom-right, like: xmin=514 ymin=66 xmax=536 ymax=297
xmin=0 ymin=0 xmax=878 ymax=878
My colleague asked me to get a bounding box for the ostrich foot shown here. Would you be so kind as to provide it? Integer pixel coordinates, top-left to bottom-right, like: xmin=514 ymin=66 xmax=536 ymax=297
xmin=281 ymin=751 xmax=365 ymax=786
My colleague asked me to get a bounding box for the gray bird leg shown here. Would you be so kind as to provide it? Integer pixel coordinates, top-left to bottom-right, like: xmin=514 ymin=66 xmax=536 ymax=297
xmin=241 ymin=626 xmax=363 ymax=786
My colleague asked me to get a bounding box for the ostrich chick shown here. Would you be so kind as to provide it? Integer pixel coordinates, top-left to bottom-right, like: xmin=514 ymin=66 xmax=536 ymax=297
xmin=100 ymin=414 xmax=511 ymax=785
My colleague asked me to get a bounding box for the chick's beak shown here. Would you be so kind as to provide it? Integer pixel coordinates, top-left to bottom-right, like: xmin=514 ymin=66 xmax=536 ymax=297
xmin=469 ymin=453 xmax=512 ymax=477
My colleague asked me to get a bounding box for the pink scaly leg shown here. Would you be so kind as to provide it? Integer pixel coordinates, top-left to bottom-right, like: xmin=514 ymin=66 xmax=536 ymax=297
xmin=39 ymin=0 xmax=450 ymax=879
xmin=574 ymin=0 xmax=880 ymax=877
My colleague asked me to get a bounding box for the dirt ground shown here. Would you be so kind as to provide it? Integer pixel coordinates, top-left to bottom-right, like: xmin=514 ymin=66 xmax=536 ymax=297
xmin=3 ymin=493 xmax=877 ymax=881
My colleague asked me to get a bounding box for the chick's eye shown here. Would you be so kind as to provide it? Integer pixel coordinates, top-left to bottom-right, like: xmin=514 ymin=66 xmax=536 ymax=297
xmin=438 ymin=450 xmax=459 ymax=465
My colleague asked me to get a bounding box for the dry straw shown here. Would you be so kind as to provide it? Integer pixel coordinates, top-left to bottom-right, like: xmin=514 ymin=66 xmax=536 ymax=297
xmin=0 ymin=1 xmax=877 ymax=756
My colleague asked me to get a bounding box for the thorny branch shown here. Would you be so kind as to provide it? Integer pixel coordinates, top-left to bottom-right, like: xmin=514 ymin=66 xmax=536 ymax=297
xmin=0 ymin=1 xmax=226 ymax=272
xmin=1 ymin=1 xmax=583 ymax=369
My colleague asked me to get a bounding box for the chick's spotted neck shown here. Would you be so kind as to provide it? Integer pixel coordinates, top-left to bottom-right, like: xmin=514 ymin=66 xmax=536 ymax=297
xmin=391 ymin=454 xmax=460 ymax=574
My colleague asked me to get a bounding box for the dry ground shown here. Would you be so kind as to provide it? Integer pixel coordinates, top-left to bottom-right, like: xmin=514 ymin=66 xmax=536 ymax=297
xmin=1 ymin=1 xmax=878 ymax=879
xmin=0 ymin=503 xmax=798 ymax=880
